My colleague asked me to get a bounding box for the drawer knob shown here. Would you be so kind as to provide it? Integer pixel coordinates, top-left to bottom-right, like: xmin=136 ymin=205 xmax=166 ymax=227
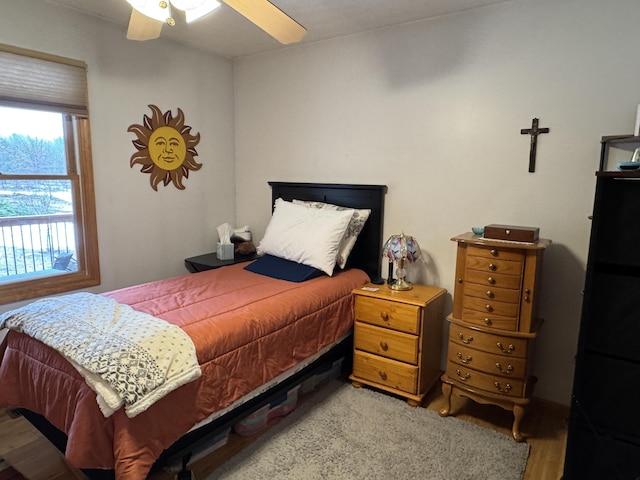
xmin=379 ymin=341 xmax=389 ymax=351
xmin=490 ymin=249 xmax=498 ymax=257
xmin=496 ymin=362 xmax=514 ymax=375
xmin=494 ymin=381 xmax=512 ymax=393
xmin=496 ymin=342 xmax=515 ymax=354
xmin=380 ymin=311 xmax=390 ymax=321
xmin=378 ymin=370 xmax=387 ymax=381
xmin=455 ymin=369 xmax=471 ymax=381
xmin=486 ymin=290 xmax=494 ymax=298
xmin=458 ymin=333 xmax=473 ymax=344
xmin=457 ymin=278 xmax=463 ymax=284
xmin=484 ymin=317 xmax=492 ymax=326
xmin=488 ymin=263 xmax=497 ymax=271
xmin=457 ymin=352 xmax=472 ymax=364
xmin=485 ymin=304 xmax=493 ymax=312
xmin=487 ymin=276 xmax=496 ymax=285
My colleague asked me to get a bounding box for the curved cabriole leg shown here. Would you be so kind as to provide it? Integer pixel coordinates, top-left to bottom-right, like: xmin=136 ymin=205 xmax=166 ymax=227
xmin=512 ymin=404 xmax=525 ymax=442
xmin=439 ymin=382 xmax=453 ymax=417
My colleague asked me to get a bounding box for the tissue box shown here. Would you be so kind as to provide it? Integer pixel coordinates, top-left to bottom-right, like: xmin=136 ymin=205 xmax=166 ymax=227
xmin=216 ymin=242 xmax=234 ymax=260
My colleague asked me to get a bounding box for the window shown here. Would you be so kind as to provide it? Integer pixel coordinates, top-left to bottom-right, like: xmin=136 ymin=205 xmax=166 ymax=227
xmin=0 ymin=44 xmax=100 ymax=304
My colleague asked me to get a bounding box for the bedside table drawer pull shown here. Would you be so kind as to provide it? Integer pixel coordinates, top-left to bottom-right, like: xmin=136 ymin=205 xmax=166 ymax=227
xmin=455 ymin=369 xmax=470 ymax=381
xmin=488 ymin=263 xmax=497 ymax=271
xmin=457 ymin=352 xmax=472 ymax=364
xmin=494 ymin=381 xmax=512 ymax=393
xmin=458 ymin=333 xmax=473 ymax=344
xmin=490 ymin=249 xmax=498 ymax=257
xmin=486 ymin=290 xmax=494 ymax=298
xmin=380 ymin=311 xmax=390 ymax=321
xmin=377 ymin=370 xmax=387 ymax=381
xmin=484 ymin=317 xmax=492 ymax=326
xmin=379 ymin=341 xmax=389 ymax=351
xmin=487 ymin=276 xmax=496 ymax=285
xmin=496 ymin=342 xmax=515 ymax=354
xmin=485 ymin=304 xmax=493 ymax=312
xmin=495 ymin=362 xmax=513 ymax=375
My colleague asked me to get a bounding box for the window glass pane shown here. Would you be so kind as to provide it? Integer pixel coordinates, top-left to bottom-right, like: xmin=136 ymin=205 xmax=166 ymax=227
xmin=0 ymin=179 xmax=76 ymax=280
xmin=0 ymin=106 xmax=67 ymax=175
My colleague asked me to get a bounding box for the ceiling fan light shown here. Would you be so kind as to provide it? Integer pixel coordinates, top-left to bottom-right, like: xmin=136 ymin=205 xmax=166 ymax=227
xmin=126 ymin=0 xmax=173 ymax=24
xmin=180 ymin=0 xmax=221 ymax=23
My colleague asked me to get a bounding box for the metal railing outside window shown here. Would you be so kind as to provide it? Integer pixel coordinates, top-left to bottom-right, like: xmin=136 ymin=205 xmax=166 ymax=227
xmin=0 ymin=213 xmax=76 ymax=279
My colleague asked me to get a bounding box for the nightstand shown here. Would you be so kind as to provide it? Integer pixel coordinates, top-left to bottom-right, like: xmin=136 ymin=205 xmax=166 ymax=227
xmin=184 ymin=251 xmax=258 ymax=272
xmin=349 ymin=283 xmax=447 ymax=406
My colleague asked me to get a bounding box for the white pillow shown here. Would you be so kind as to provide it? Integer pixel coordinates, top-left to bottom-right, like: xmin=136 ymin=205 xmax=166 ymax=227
xmin=292 ymin=199 xmax=371 ymax=269
xmin=257 ymin=199 xmax=354 ymax=276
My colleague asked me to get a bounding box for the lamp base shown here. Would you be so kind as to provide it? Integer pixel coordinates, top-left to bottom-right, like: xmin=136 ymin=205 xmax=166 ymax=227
xmin=387 ymin=279 xmax=413 ymax=291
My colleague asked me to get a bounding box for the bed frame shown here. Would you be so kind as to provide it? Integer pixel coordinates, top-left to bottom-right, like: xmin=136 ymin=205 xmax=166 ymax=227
xmin=17 ymin=182 xmax=387 ymax=479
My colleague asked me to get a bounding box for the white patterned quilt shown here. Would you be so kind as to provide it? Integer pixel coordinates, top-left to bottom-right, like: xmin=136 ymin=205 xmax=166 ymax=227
xmin=0 ymin=292 xmax=201 ymax=418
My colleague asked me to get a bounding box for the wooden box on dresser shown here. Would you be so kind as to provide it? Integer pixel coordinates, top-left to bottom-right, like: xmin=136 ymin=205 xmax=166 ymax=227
xmin=563 ymin=171 xmax=640 ymax=479
xmin=439 ymin=232 xmax=551 ymax=442
xmin=349 ymin=283 xmax=446 ymax=406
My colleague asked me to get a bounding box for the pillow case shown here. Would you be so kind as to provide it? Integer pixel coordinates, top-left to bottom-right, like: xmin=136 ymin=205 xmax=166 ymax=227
xmin=256 ymin=198 xmax=354 ymax=276
xmin=244 ymin=254 xmax=323 ymax=282
xmin=292 ymin=199 xmax=371 ymax=269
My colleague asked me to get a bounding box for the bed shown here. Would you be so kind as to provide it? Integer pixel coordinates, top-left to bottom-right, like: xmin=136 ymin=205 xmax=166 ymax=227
xmin=0 ymin=181 xmax=387 ymax=480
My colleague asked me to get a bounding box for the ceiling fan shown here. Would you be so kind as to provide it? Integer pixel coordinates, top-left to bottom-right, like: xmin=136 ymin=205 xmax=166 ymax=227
xmin=126 ymin=0 xmax=306 ymax=45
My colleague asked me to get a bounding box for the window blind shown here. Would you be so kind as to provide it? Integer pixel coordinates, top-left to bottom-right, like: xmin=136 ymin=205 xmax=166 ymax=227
xmin=0 ymin=44 xmax=88 ymax=115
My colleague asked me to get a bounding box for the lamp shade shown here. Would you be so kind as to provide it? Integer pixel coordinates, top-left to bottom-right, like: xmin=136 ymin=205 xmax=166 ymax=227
xmin=382 ymin=233 xmax=421 ymax=263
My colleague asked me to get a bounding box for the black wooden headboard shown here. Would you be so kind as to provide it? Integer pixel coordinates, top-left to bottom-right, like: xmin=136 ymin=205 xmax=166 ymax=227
xmin=268 ymin=182 xmax=387 ymax=282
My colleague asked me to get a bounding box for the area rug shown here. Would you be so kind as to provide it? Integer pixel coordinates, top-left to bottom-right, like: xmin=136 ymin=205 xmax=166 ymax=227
xmin=207 ymin=380 xmax=530 ymax=480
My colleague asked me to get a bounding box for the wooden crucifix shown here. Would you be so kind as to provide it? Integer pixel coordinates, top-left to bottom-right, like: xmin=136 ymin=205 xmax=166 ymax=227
xmin=520 ymin=118 xmax=549 ymax=173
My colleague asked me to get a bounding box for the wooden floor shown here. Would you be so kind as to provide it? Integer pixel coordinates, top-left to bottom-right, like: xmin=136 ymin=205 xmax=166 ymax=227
xmin=0 ymin=382 xmax=569 ymax=480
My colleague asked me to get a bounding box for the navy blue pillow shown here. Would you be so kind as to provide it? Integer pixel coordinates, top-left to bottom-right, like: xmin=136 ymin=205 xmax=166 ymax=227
xmin=244 ymin=254 xmax=324 ymax=282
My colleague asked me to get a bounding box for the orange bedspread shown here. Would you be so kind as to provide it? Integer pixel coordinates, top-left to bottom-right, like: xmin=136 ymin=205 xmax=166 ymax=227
xmin=0 ymin=263 xmax=368 ymax=479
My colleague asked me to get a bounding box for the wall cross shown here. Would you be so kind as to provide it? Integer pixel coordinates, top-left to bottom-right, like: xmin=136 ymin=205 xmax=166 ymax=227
xmin=520 ymin=118 xmax=549 ymax=173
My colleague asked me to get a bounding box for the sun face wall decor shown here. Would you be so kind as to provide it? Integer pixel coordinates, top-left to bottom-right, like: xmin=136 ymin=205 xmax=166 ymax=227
xmin=128 ymin=105 xmax=202 ymax=190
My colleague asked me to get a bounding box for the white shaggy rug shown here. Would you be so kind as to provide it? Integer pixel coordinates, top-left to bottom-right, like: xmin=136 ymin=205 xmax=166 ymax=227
xmin=207 ymin=380 xmax=530 ymax=480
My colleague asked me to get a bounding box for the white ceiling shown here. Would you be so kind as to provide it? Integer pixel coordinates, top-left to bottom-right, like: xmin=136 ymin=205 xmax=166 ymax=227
xmin=47 ymin=0 xmax=513 ymax=58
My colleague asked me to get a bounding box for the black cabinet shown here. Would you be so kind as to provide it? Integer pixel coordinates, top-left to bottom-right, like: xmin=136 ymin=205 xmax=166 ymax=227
xmin=563 ymin=172 xmax=640 ymax=479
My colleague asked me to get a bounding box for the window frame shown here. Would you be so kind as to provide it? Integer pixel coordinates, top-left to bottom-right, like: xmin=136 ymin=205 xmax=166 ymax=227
xmin=0 ymin=46 xmax=100 ymax=305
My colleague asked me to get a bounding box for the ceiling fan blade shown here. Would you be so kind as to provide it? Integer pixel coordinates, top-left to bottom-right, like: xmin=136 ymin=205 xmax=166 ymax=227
xmin=126 ymin=8 xmax=164 ymax=41
xmin=222 ymin=0 xmax=306 ymax=44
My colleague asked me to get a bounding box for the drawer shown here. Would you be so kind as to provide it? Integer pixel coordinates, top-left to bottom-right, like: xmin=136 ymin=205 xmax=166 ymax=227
xmin=447 ymin=344 xmax=527 ymax=378
xmin=462 ymin=296 xmax=520 ymax=318
xmin=467 ymin=245 xmax=524 ymax=262
xmin=465 ymin=256 xmax=523 ymax=276
xmin=463 ymin=283 xmax=521 ymax=304
xmin=449 ymin=324 xmax=529 ymax=358
xmin=446 ymin=361 xmax=525 ymax=397
xmin=355 ymin=296 xmax=421 ymax=334
xmin=354 ymin=321 xmax=418 ymax=364
xmin=463 ymin=269 xmax=522 ymax=290
xmin=460 ymin=308 xmax=518 ymax=331
xmin=352 ymin=350 xmax=418 ymax=393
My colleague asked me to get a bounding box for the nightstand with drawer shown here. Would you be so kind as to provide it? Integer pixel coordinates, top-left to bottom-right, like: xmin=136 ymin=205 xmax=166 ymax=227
xmin=439 ymin=232 xmax=550 ymax=441
xmin=349 ymin=283 xmax=446 ymax=406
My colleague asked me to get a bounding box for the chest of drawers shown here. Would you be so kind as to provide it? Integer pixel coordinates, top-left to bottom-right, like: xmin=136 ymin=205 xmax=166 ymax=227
xmin=349 ymin=283 xmax=446 ymax=406
xmin=439 ymin=232 xmax=550 ymax=441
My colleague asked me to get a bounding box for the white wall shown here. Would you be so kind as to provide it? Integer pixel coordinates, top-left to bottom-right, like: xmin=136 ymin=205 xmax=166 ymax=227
xmin=3 ymin=0 xmax=638 ymax=405
xmin=1 ymin=0 xmax=235 ymax=303
xmin=234 ymin=0 xmax=640 ymax=405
